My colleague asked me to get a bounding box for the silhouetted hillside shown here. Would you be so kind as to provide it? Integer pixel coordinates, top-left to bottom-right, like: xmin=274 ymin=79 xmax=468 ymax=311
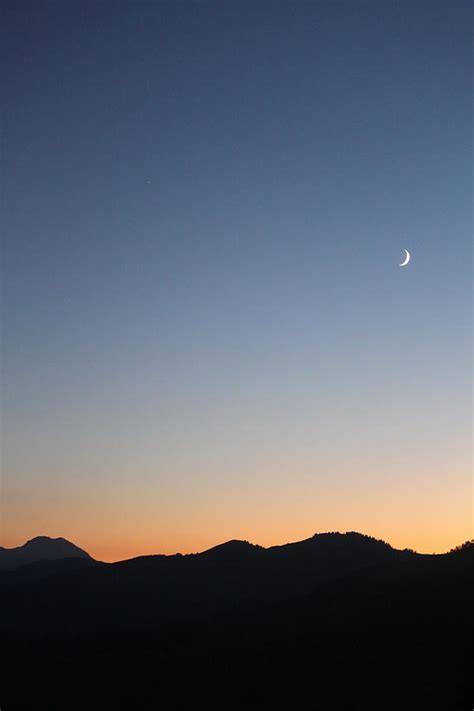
xmin=0 ymin=536 xmax=93 ymax=570
xmin=1 ymin=533 xmax=472 ymax=710
xmin=0 ymin=532 xmax=415 ymax=633
xmin=200 ymin=538 xmax=264 ymax=560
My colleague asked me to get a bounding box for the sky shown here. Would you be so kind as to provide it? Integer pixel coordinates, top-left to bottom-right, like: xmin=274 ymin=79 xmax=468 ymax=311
xmin=1 ymin=1 xmax=472 ymax=561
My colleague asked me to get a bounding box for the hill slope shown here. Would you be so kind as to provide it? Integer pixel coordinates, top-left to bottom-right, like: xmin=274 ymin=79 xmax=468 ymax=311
xmin=0 ymin=533 xmax=472 ymax=710
xmin=0 ymin=536 xmax=92 ymax=570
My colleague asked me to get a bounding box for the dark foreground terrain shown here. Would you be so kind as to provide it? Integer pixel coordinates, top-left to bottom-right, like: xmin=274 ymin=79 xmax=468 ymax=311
xmin=1 ymin=532 xmax=472 ymax=710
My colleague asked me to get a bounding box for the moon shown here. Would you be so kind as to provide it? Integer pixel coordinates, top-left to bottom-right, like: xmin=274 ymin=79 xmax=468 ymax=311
xmin=399 ymin=249 xmax=410 ymax=267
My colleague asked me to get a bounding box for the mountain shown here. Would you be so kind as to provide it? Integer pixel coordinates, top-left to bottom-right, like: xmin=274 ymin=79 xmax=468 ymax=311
xmin=199 ymin=538 xmax=264 ymax=560
xmin=0 ymin=531 xmax=431 ymax=632
xmin=0 ymin=535 xmax=93 ymax=570
xmin=0 ymin=531 xmax=407 ymax=622
xmin=0 ymin=532 xmax=472 ymax=710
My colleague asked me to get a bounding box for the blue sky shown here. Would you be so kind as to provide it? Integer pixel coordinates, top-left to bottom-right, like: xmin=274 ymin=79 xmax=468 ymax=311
xmin=2 ymin=1 xmax=471 ymax=558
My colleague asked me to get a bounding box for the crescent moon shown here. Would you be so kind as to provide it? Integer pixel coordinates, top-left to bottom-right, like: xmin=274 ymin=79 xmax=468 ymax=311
xmin=399 ymin=249 xmax=410 ymax=267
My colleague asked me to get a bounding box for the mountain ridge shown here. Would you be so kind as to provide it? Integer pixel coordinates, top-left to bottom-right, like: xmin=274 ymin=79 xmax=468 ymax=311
xmin=0 ymin=532 xmax=471 ymax=710
xmin=2 ymin=530 xmax=470 ymax=570
xmin=0 ymin=535 xmax=92 ymax=570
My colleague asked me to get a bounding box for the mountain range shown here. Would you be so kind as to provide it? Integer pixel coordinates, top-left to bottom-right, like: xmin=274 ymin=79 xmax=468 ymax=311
xmin=1 ymin=531 xmax=472 ymax=710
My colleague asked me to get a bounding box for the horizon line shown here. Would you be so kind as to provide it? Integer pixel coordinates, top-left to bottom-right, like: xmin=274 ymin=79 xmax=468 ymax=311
xmin=4 ymin=529 xmax=473 ymax=563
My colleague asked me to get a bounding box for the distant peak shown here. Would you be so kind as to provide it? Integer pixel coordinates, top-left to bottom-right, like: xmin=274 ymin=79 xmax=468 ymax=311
xmin=25 ymin=535 xmax=64 ymax=544
xmin=11 ymin=536 xmax=91 ymax=556
xmin=0 ymin=535 xmax=93 ymax=571
xmin=200 ymin=539 xmax=263 ymax=559
xmin=310 ymin=531 xmax=393 ymax=547
xmin=24 ymin=535 xmax=80 ymax=547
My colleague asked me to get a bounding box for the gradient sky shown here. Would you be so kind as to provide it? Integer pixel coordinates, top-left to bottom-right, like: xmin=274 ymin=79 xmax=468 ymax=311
xmin=2 ymin=1 xmax=472 ymax=561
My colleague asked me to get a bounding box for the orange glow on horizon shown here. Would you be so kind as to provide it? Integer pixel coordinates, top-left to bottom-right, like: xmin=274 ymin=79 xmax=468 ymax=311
xmin=2 ymin=522 xmax=471 ymax=563
xmin=3 ymin=464 xmax=471 ymax=562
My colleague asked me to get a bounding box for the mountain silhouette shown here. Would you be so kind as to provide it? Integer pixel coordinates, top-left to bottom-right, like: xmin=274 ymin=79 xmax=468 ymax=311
xmin=200 ymin=538 xmax=264 ymax=560
xmin=0 ymin=535 xmax=92 ymax=570
xmin=1 ymin=531 xmax=472 ymax=710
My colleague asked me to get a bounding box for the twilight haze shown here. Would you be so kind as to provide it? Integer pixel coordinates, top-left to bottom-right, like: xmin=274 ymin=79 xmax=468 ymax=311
xmin=2 ymin=1 xmax=471 ymax=562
